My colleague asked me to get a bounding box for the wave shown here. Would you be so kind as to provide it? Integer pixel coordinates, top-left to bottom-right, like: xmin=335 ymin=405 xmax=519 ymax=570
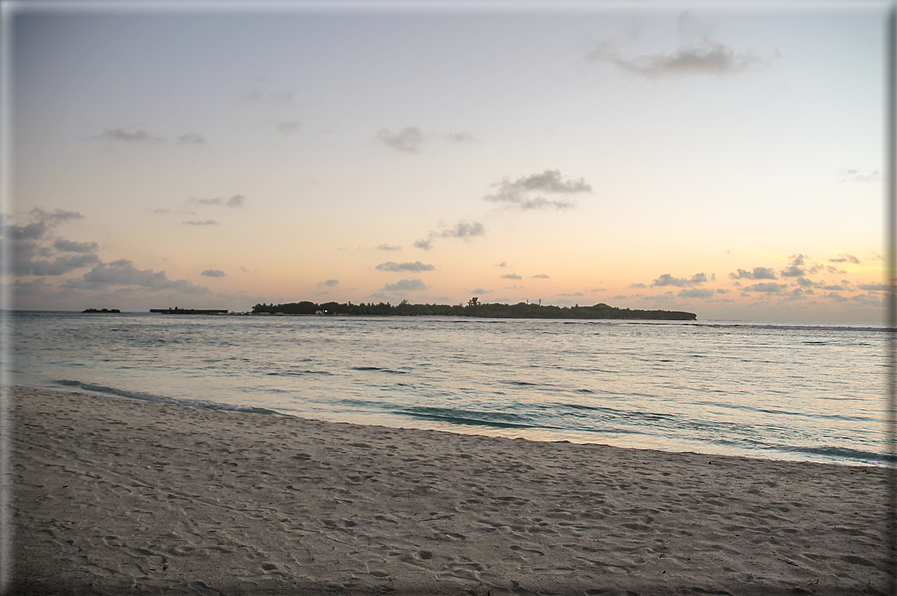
xmin=397 ymin=405 xmax=541 ymax=430
xmin=778 ymin=444 xmax=894 ymax=465
xmin=351 ymin=366 xmax=408 ymax=374
xmin=51 ymin=380 xmax=283 ymax=416
xmin=266 ymin=369 xmax=334 ymax=377
xmin=695 ymin=321 xmax=894 ymax=333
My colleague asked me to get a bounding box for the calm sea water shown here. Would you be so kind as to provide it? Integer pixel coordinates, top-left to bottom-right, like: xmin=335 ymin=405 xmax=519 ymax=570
xmin=6 ymin=311 xmax=891 ymax=466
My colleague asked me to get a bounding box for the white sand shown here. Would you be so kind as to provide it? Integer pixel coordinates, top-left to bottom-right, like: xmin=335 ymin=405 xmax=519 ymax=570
xmin=9 ymin=386 xmax=891 ymax=595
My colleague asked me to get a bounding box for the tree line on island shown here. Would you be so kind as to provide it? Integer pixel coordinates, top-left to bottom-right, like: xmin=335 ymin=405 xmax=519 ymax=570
xmin=251 ymin=298 xmax=697 ymax=320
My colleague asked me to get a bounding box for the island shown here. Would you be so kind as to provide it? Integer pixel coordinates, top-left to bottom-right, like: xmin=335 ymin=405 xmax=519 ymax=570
xmin=82 ymin=308 xmax=121 ymax=313
xmin=251 ymin=300 xmax=696 ymax=320
xmin=149 ymin=308 xmax=229 ymax=315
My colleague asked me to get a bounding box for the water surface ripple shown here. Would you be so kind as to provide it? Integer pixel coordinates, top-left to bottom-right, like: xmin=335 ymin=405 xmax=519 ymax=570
xmin=9 ymin=311 xmax=888 ymax=466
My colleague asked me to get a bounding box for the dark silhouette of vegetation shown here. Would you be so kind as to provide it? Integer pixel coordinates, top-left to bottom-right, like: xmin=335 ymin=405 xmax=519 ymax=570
xmin=82 ymin=308 xmax=120 ymax=313
xmin=251 ymin=300 xmax=696 ymax=320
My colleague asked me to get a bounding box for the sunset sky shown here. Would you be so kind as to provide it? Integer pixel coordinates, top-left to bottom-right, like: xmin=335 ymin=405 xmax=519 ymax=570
xmin=2 ymin=1 xmax=890 ymax=321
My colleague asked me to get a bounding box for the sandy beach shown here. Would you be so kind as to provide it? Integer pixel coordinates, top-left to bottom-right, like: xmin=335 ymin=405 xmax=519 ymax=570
xmin=8 ymin=386 xmax=891 ymax=595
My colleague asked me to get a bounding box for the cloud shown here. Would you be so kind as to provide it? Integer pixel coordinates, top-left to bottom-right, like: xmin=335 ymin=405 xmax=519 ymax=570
xmin=97 ymin=129 xmax=208 ymax=146
xmin=2 ymin=208 xmax=84 ymax=242
xmin=201 ymin=269 xmax=225 ymax=278
xmin=278 ymin=121 xmax=300 ymax=135
xmin=69 ymin=260 xmax=209 ymax=294
xmin=376 ymin=261 xmax=435 ymax=272
xmin=377 ymin=126 xmax=425 ymax=153
xmin=97 ymin=128 xmax=164 ymax=144
xmin=439 ymin=221 xmax=485 ymax=239
xmin=743 ymin=282 xmax=787 ymax=293
xmin=445 ymin=131 xmax=477 ymax=143
xmin=244 ymin=79 xmax=296 ymax=103
xmin=829 ymin=253 xmax=860 ymax=264
xmin=730 ymin=267 xmax=778 ymax=280
xmin=484 ymin=169 xmax=592 ymax=210
xmin=33 ymin=208 xmax=83 ymax=226
xmin=838 ymin=168 xmax=881 ymax=182
xmin=188 ymin=195 xmax=245 ymax=207
xmin=497 ymin=261 xmax=508 ymax=268
xmin=382 ymin=278 xmax=427 ymax=292
xmin=377 ymin=244 xmax=402 ymax=251
xmin=53 ymin=239 xmax=99 ymax=253
xmin=780 ymin=254 xmax=823 ymax=277
xmin=183 ymin=220 xmax=219 ymax=226
xmin=16 ymin=253 xmax=100 ymax=276
xmin=4 ymin=209 xmax=98 ymax=277
xmin=413 ymin=239 xmax=433 ymax=250
xmin=469 ymin=288 xmax=491 ymax=295
xmin=501 ymin=273 xmax=522 ymax=280
xmin=587 ymin=37 xmax=773 ymax=79
xmin=858 ymin=283 xmax=888 ymax=291
xmin=177 ymin=133 xmax=206 ymax=145
xmin=11 ymin=278 xmax=53 ymax=298
xmin=6 ymin=221 xmax=48 ymax=240
xmin=628 ymin=282 xmax=647 ymax=289
xmin=678 ymin=288 xmax=715 ymax=299
xmin=532 ymin=274 xmax=550 ymax=279
xmin=317 ymin=279 xmax=339 ymax=287
xmin=652 ymin=273 xmax=707 ymax=287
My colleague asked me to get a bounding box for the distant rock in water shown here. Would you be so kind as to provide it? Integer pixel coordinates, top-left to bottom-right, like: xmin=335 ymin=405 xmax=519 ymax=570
xmin=82 ymin=308 xmax=120 ymax=313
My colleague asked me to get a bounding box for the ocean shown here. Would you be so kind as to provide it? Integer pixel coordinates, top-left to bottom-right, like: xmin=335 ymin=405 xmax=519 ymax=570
xmin=6 ymin=311 xmax=890 ymax=467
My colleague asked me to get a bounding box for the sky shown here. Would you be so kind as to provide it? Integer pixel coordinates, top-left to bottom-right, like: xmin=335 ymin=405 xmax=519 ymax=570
xmin=1 ymin=0 xmax=891 ymax=321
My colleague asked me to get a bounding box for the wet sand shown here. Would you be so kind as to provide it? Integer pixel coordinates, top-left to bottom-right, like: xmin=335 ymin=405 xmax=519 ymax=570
xmin=9 ymin=386 xmax=891 ymax=595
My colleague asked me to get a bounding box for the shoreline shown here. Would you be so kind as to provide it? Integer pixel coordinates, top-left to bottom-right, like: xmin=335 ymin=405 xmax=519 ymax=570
xmin=14 ymin=381 xmax=889 ymax=469
xmin=9 ymin=386 xmax=892 ymax=595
